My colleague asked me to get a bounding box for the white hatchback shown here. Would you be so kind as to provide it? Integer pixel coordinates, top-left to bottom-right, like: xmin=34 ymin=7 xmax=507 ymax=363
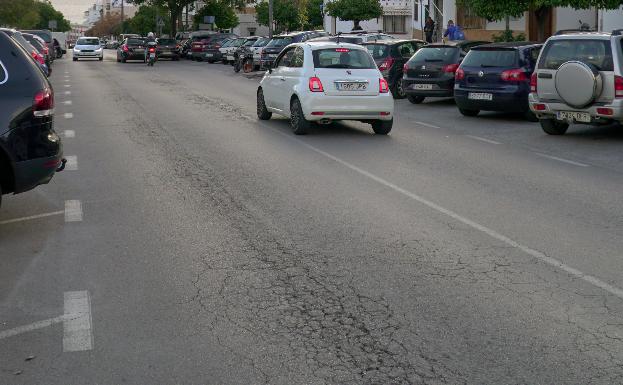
xmin=72 ymin=37 xmax=103 ymax=61
xmin=257 ymin=42 xmax=394 ymax=135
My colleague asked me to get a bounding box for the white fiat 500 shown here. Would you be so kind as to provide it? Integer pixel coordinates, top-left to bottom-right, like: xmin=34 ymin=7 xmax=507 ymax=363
xmin=257 ymin=42 xmax=394 ymax=135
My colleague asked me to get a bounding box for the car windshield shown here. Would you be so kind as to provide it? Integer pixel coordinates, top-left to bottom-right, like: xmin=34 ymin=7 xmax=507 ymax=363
xmin=364 ymin=44 xmax=390 ymax=59
xmin=313 ymin=47 xmax=376 ymax=69
xmin=267 ymin=37 xmax=292 ymax=47
xmin=127 ymin=39 xmax=145 ymax=46
xmin=539 ymin=39 xmax=614 ymax=71
xmin=77 ymin=38 xmax=99 ymax=46
xmin=462 ymin=49 xmax=518 ymax=67
xmin=252 ymin=38 xmax=270 ymax=47
xmin=243 ymin=39 xmax=257 ymax=47
xmin=158 ymin=39 xmax=176 ymax=45
xmin=409 ymin=46 xmax=458 ymax=63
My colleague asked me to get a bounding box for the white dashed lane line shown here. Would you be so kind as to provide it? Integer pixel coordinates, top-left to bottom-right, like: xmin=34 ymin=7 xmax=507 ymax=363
xmin=465 ymin=135 xmax=502 ymax=145
xmin=64 ymin=200 xmax=83 ymax=222
xmin=64 ymin=91 xmax=71 ymax=95
xmin=64 ymin=130 xmax=75 ymax=138
xmin=65 ymin=155 xmax=78 ymax=171
xmin=64 ymin=112 xmax=73 ymax=119
xmin=64 ymin=84 xmax=70 ymax=88
xmin=535 ymin=152 xmax=589 ymax=167
xmin=63 ymin=291 xmax=93 ymax=352
xmin=63 ymin=100 xmax=72 ymax=106
xmin=415 ymin=121 xmax=441 ymax=129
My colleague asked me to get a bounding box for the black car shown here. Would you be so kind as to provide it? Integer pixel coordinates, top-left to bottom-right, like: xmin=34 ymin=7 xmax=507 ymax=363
xmin=1 ymin=28 xmax=50 ymax=76
xmin=402 ymin=40 xmax=489 ymax=104
xmin=190 ymin=32 xmax=237 ymax=62
xmin=260 ymin=32 xmax=318 ymax=68
xmin=117 ymin=37 xmax=147 ymax=63
xmin=0 ymin=32 xmax=63 ymax=207
xmin=22 ymin=33 xmax=52 ymax=68
xmin=21 ymin=29 xmax=54 ymax=63
xmin=454 ymin=42 xmax=543 ymax=120
xmin=156 ymin=37 xmax=179 ymax=60
xmin=364 ymin=39 xmax=426 ymax=98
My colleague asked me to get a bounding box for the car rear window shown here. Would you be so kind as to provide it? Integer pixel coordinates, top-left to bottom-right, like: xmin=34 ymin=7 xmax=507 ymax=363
xmin=158 ymin=38 xmax=176 ymax=45
xmin=127 ymin=38 xmax=145 ymax=45
xmin=409 ymin=46 xmax=458 ymax=63
xmin=364 ymin=44 xmax=389 ymax=59
xmin=77 ymin=38 xmax=99 ymax=45
xmin=313 ymin=48 xmax=376 ymax=69
xmin=252 ymin=38 xmax=270 ymax=47
xmin=462 ymin=49 xmax=518 ymax=67
xmin=539 ymin=39 xmax=613 ymax=71
xmin=243 ymin=39 xmax=256 ymax=47
xmin=267 ymin=37 xmax=293 ymax=47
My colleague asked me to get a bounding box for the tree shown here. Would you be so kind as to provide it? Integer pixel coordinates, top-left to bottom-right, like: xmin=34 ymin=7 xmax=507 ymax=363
xmin=130 ymin=0 xmax=194 ymax=36
xmin=128 ymin=4 xmax=171 ymax=35
xmin=255 ymin=0 xmax=300 ymax=33
xmin=193 ymin=0 xmax=239 ymax=30
xmin=0 ymin=0 xmax=40 ymax=28
xmin=325 ymin=0 xmax=383 ymax=31
xmin=457 ymin=0 xmax=623 ymax=42
xmin=305 ymin=0 xmax=325 ymax=29
xmin=34 ymin=0 xmax=71 ymax=32
xmin=86 ymin=13 xmax=123 ymax=36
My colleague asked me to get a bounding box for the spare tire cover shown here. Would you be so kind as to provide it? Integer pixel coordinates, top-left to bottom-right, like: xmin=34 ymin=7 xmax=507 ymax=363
xmin=555 ymin=61 xmax=603 ymax=109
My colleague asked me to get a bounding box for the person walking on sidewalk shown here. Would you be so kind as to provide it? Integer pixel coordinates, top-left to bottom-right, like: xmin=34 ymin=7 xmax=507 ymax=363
xmin=424 ymin=16 xmax=435 ymax=43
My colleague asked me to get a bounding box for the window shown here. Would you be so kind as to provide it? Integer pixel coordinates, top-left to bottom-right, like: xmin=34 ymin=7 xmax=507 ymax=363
xmin=409 ymin=47 xmax=459 ymax=64
xmin=77 ymin=38 xmax=100 ymax=45
xmin=383 ymin=15 xmax=407 ymax=34
xmin=539 ymin=39 xmax=613 ymax=71
xmin=397 ymin=42 xmax=418 ymax=58
xmin=290 ymin=47 xmax=304 ymax=68
xmin=364 ymin=44 xmax=390 ymax=59
xmin=456 ymin=5 xmax=486 ymax=29
xmin=275 ymin=47 xmax=295 ymax=67
xmin=462 ymin=49 xmax=518 ymax=67
xmin=313 ymin=48 xmax=376 ymax=69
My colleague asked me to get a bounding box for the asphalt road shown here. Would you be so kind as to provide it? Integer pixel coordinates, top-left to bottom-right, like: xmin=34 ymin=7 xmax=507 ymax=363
xmin=1 ymin=50 xmax=623 ymax=384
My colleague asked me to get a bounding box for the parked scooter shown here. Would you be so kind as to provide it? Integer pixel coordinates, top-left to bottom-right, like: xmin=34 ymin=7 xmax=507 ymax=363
xmin=233 ymin=46 xmax=253 ymax=73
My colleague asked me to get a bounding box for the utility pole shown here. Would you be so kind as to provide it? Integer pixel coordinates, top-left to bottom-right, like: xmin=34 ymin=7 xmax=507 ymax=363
xmin=268 ymin=0 xmax=274 ymax=38
xmin=121 ymin=0 xmax=124 ymax=34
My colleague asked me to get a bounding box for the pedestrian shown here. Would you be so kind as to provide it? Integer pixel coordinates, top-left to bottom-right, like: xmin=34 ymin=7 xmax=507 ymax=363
xmin=443 ymin=20 xmax=457 ymax=42
xmin=424 ymin=16 xmax=435 ymax=43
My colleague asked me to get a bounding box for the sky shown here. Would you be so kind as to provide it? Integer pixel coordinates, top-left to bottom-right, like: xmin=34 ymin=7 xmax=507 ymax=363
xmin=50 ymin=0 xmax=94 ymax=24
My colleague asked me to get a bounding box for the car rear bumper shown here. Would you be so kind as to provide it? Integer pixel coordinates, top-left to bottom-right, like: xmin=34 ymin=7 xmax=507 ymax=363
xmin=528 ymin=93 xmax=623 ymax=122
xmin=455 ymin=88 xmax=529 ymax=112
xmin=13 ymin=152 xmax=63 ymax=194
xmin=402 ymin=77 xmax=455 ymax=97
xmin=300 ymin=93 xmax=394 ymax=121
xmin=158 ymin=51 xmax=178 ymax=58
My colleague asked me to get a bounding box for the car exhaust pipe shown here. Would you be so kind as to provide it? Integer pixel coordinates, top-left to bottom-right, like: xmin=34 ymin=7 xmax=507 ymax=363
xmin=318 ymin=119 xmax=332 ymax=125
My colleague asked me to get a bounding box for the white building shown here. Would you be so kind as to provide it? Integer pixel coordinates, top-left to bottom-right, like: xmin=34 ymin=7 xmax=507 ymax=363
xmin=600 ymin=6 xmax=623 ymax=32
xmin=323 ymin=0 xmax=415 ymax=38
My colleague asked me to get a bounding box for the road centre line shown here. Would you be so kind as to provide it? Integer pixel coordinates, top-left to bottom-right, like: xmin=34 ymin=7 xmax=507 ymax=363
xmin=64 ymin=200 xmax=83 ymax=222
xmin=65 ymin=155 xmax=78 ymax=170
xmin=64 ymin=84 xmax=70 ymax=88
xmin=415 ymin=121 xmax=441 ymax=129
xmin=0 ymin=210 xmax=64 ymax=226
xmin=64 ymin=112 xmax=73 ymax=119
xmin=274 ymin=129 xmax=623 ymax=301
xmin=64 ymin=130 xmax=75 ymax=138
xmin=465 ymin=135 xmax=502 ymax=145
xmin=535 ymin=152 xmax=589 ymax=167
xmin=65 ymin=91 xmax=71 ymax=95
xmin=63 ymin=291 xmax=93 ymax=352
xmin=63 ymin=100 xmax=72 ymax=106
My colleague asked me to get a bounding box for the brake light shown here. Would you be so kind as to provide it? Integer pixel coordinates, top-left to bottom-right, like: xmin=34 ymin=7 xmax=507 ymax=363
xmin=335 ymin=48 xmax=350 ymax=52
xmin=597 ymin=107 xmax=613 ymax=115
xmin=501 ymin=69 xmax=528 ymax=82
xmin=379 ymin=78 xmax=389 ymax=93
xmin=615 ymin=75 xmax=623 ymax=98
xmin=532 ymin=103 xmax=546 ymax=111
xmin=442 ymin=63 xmax=460 ymax=73
xmin=214 ymin=44 xmax=221 ymax=49
xmin=455 ymin=68 xmax=465 ymax=81
xmin=379 ymin=57 xmax=395 ymax=72
xmin=31 ymin=51 xmax=44 ymax=65
xmin=33 ymin=88 xmax=54 ymax=117
xmin=309 ymin=77 xmax=324 ymax=92
xmin=403 ymin=63 xmax=408 ymax=73
xmin=530 ymin=73 xmax=538 ymax=93
xmin=122 ymin=44 xmax=129 ymax=52
xmin=42 ymin=45 xmax=49 ymax=55
xmin=149 ymin=47 xmax=155 ymax=53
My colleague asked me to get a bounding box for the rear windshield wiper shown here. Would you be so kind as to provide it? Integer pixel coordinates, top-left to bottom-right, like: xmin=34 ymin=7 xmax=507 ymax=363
xmin=424 ymin=59 xmax=443 ymax=62
xmin=480 ymin=64 xmax=499 ymax=68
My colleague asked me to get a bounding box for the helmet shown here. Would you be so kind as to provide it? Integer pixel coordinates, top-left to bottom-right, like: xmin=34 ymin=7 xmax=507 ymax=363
xmin=147 ymin=32 xmax=155 ymax=38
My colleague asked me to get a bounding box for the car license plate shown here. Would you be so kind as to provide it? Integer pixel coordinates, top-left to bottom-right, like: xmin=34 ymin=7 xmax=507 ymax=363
xmin=136 ymin=49 xmax=144 ymax=54
xmin=206 ymin=53 xmax=213 ymax=57
xmin=557 ymin=111 xmax=591 ymax=123
xmin=149 ymin=53 xmax=155 ymax=58
xmin=468 ymin=92 xmax=493 ymax=101
xmin=413 ymin=84 xmax=433 ymax=90
xmin=227 ymin=55 xmax=234 ymax=61
xmin=336 ymin=82 xmax=368 ymax=91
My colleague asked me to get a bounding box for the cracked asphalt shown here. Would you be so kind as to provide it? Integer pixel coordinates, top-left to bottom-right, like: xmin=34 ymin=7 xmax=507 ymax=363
xmin=1 ymin=50 xmax=623 ymax=384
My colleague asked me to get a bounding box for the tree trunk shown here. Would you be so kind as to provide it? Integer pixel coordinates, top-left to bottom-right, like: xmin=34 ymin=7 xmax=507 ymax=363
xmin=535 ymin=7 xmax=550 ymax=42
xmin=353 ymin=20 xmax=362 ymax=31
xmin=169 ymin=10 xmax=178 ymax=36
xmin=505 ymin=16 xmax=510 ymax=32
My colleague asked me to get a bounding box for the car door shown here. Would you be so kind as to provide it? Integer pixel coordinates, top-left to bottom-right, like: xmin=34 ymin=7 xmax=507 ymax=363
xmin=264 ymin=47 xmax=294 ymax=112
xmin=281 ymin=46 xmax=305 ymax=114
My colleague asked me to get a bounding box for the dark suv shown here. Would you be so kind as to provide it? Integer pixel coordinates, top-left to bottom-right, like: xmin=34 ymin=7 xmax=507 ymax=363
xmin=190 ymin=32 xmax=237 ymax=61
xmin=0 ymin=32 xmax=63 ymax=207
xmin=117 ymin=37 xmax=147 ymax=63
xmin=260 ymin=32 xmax=318 ymax=68
xmin=454 ymin=42 xmax=542 ymax=119
xmin=364 ymin=39 xmax=426 ymax=98
xmin=402 ymin=40 xmax=489 ymax=104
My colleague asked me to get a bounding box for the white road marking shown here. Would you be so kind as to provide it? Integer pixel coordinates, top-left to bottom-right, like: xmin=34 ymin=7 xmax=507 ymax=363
xmin=64 ymin=79 xmax=70 ymax=82
xmin=415 ymin=121 xmax=441 ymax=129
xmin=64 ymin=130 xmax=75 ymax=138
xmin=64 ymin=75 xmax=70 ymax=78
xmin=65 ymin=155 xmax=78 ymax=170
xmin=63 ymin=100 xmax=72 ymax=106
xmin=64 ymin=112 xmax=73 ymax=119
xmin=64 ymin=84 xmax=71 ymax=88
xmin=63 ymin=291 xmax=93 ymax=352
xmin=65 ymin=91 xmax=71 ymax=95
xmin=64 ymin=200 xmax=83 ymax=222
xmin=466 ymin=135 xmax=502 ymax=145
xmin=535 ymin=153 xmax=589 ymax=167
xmin=0 ymin=316 xmax=67 ymax=340
xmin=0 ymin=211 xmax=64 ymax=226
xmin=276 ymin=130 xmax=623 ymax=301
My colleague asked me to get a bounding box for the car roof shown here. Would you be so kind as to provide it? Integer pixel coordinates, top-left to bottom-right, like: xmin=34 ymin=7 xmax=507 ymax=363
xmin=474 ymin=41 xmax=542 ymax=49
xmin=363 ymin=39 xmax=426 ymax=45
xmin=548 ymin=31 xmax=614 ymax=40
xmin=78 ymin=36 xmax=99 ymax=40
xmin=303 ymin=41 xmax=367 ymax=50
xmin=425 ymin=40 xmax=488 ymax=48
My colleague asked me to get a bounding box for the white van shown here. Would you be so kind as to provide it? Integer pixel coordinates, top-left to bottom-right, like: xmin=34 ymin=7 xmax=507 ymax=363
xmin=51 ymin=32 xmax=67 ymax=57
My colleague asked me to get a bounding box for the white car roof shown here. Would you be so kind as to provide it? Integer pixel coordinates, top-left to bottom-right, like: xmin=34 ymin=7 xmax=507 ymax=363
xmin=79 ymin=36 xmax=99 ymax=40
xmin=303 ymin=41 xmax=367 ymax=51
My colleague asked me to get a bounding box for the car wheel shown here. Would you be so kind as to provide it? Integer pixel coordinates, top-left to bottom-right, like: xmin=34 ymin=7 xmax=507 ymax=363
xmin=121 ymin=57 xmax=126 ymax=63
xmin=207 ymin=60 xmax=215 ymax=63
xmin=222 ymin=60 xmax=229 ymax=65
xmin=290 ymin=97 xmax=310 ymax=135
xmin=391 ymin=79 xmax=406 ymax=99
xmin=117 ymin=57 xmax=121 ymax=62
xmin=459 ymin=108 xmax=480 ymax=117
xmin=540 ymin=119 xmax=569 ymax=135
xmin=72 ymin=57 xmax=77 ymax=61
xmin=197 ymin=57 xmax=203 ymax=62
xmin=371 ymin=119 xmax=393 ymax=135
xmin=99 ymin=57 xmax=103 ymax=61
xmin=524 ymin=110 xmax=539 ymax=122
xmin=407 ymin=95 xmax=425 ymax=104
xmin=257 ymin=88 xmax=272 ymax=120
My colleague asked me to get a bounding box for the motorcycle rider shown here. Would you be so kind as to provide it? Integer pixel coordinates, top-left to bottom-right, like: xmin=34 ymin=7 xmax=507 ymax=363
xmin=145 ymin=32 xmax=157 ymax=63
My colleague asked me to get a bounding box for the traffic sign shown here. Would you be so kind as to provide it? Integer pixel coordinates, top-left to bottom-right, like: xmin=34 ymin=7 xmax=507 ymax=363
xmin=48 ymin=20 xmax=58 ymax=30
xmin=157 ymin=16 xmax=165 ymax=27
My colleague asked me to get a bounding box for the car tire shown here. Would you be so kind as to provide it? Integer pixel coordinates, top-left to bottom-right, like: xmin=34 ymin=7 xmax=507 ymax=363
xmin=207 ymin=60 xmax=215 ymax=63
xmin=371 ymin=119 xmax=393 ymax=135
xmin=407 ymin=95 xmax=425 ymax=104
xmin=257 ymin=88 xmax=272 ymax=120
xmin=391 ymin=79 xmax=406 ymax=99
xmin=290 ymin=97 xmax=310 ymax=135
xmin=540 ymin=119 xmax=569 ymax=135
xmin=99 ymin=57 xmax=103 ymax=61
xmin=117 ymin=57 xmax=121 ymax=62
xmin=197 ymin=57 xmax=203 ymax=62
xmin=459 ymin=108 xmax=480 ymax=117
xmin=524 ymin=110 xmax=539 ymax=122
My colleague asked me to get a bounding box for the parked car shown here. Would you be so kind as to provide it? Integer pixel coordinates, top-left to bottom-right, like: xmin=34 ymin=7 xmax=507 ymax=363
xmin=454 ymin=42 xmax=542 ymax=120
xmin=251 ymin=37 xmax=271 ymax=69
xmin=529 ymin=30 xmax=623 ymax=135
xmin=190 ymin=32 xmax=237 ymax=61
xmin=0 ymin=29 xmax=49 ymax=76
xmin=156 ymin=37 xmax=179 ymax=60
xmin=21 ymin=29 xmax=54 ymax=63
xmin=220 ymin=37 xmax=248 ymax=65
xmin=105 ymin=40 xmax=120 ymax=49
xmin=364 ymin=39 xmax=426 ymax=98
xmin=0 ymin=31 xmax=63 ymax=208
xmin=311 ymin=32 xmax=397 ymax=45
xmin=73 ymin=37 xmax=103 ymax=61
xmin=117 ymin=37 xmax=147 ymax=63
xmin=402 ymin=40 xmax=489 ymax=104
xmin=259 ymin=32 xmax=323 ymax=68
xmin=257 ymin=42 xmax=394 ymax=135
xmin=22 ymin=33 xmax=53 ymax=67
xmin=202 ymin=37 xmax=235 ymax=63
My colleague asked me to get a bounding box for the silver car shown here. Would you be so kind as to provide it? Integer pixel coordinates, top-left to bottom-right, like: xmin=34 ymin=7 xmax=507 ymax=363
xmin=72 ymin=37 xmax=103 ymax=61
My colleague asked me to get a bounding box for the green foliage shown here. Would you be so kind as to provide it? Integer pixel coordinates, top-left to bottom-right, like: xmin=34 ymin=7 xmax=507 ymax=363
xmin=130 ymin=0 xmax=195 ymax=35
xmin=193 ymin=0 xmax=239 ymax=30
xmin=255 ymin=0 xmax=301 ymax=33
xmin=128 ymin=4 xmax=170 ymax=35
xmin=325 ymin=0 xmax=382 ymax=28
xmin=0 ymin=0 xmax=70 ymax=31
xmin=34 ymin=1 xmax=71 ymax=32
xmin=492 ymin=30 xmax=527 ymax=42
xmin=305 ymin=0 xmax=324 ymax=29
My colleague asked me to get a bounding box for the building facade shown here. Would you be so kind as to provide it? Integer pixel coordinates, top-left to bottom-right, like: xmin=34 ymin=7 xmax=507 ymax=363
xmin=323 ymin=0 xmax=415 ymax=38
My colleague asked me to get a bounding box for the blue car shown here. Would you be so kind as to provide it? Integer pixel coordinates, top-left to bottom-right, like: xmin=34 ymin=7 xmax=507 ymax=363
xmin=454 ymin=42 xmax=542 ymax=121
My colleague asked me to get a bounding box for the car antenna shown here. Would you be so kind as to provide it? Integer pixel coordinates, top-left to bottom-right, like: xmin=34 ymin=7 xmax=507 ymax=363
xmin=336 ymin=32 xmax=342 ymax=45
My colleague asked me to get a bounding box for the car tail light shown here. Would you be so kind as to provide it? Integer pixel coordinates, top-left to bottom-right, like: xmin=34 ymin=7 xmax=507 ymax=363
xmin=442 ymin=63 xmax=460 ymax=73
xmin=532 ymin=103 xmax=546 ymax=111
xmin=122 ymin=44 xmax=129 ymax=52
xmin=311 ymin=111 xmax=325 ymax=116
xmin=380 ymin=112 xmax=391 ymax=116
xmin=33 ymin=88 xmax=54 ymax=117
xmin=455 ymin=68 xmax=465 ymax=81
xmin=31 ymin=51 xmax=45 ymax=65
xmin=379 ymin=57 xmax=395 ymax=72
xmin=214 ymin=44 xmax=221 ymax=49
xmin=615 ymin=75 xmax=623 ymax=98
xmin=379 ymin=78 xmax=389 ymax=93
xmin=149 ymin=47 xmax=155 ymax=53
xmin=42 ymin=45 xmax=49 ymax=55
xmin=309 ymin=77 xmax=324 ymax=92
xmin=530 ymin=73 xmax=538 ymax=93
xmin=335 ymin=48 xmax=350 ymax=52
xmin=501 ymin=69 xmax=528 ymax=82
xmin=403 ymin=63 xmax=409 ymax=73
xmin=597 ymin=107 xmax=613 ymax=115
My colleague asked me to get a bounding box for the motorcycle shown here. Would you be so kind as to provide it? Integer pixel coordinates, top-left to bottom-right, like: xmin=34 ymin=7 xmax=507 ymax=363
xmin=233 ymin=46 xmax=254 ymax=73
xmin=146 ymin=42 xmax=157 ymax=66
